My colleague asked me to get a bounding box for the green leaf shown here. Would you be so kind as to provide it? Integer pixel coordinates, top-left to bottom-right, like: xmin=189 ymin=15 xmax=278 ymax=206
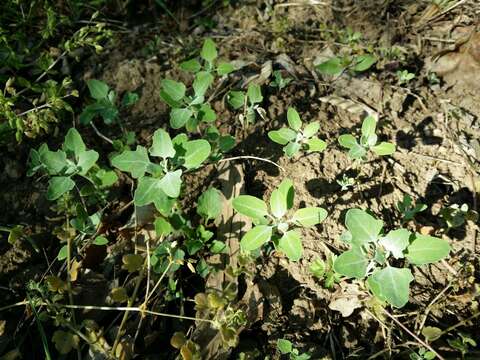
xmin=268 ymin=128 xmax=297 ymax=145
xmin=361 ymin=116 xmax=376 ymax=139
xmin=198 ymin=103 xmax=216 ymax=123
xmin=333 ymin=248 xmax=368 ymax=279
xmin=240 ymin=225 xmax=272 ymax=251
xmin=201 ymin=38 xmax=217 ymax=64
xmin=218 ymin=135 xmax=236 ymax=152
xmin=111 ymin=146 xmax=150 ymax=178
xmin=292 ymin=207 xmax=327 ymax=227
xmin=379 ymin=229 xmax=411 ymax=259
xmin=338 ymin=134 xmax=357 ymax=149
xmin=197 ymin=187 xmax=223 ymax=221
xmin=47 ymin=176 xmax=75 ymax=200
xmin=161 ymin=79 xmax=186 ymax=101
xmin=277 ymin=339 xmax=293 ymax=354
xmin=227 ymin=90 xmax=245 ymax=109
xmin=353 ymin=54 xmax=377 ymax=72
xmin=422 ymin=326 xmax=443 ymax=342
xmin=316 ymin=57 xmax=345 ymax=76
xmin=287 ymin=107 xmax=302 ymax=131
xmin=349 ymin=143 xmax=367 ymax=160
xmin=284 ymin=141 xmax=301 ymax=158
xmin=57 ymin=245 xmax=68 ymax=261
xmin=367 ymin=267 xmax=413 ymax=308
xmin=52 ymin=330 xmax=79 ymax=354
xmin=134 ymin=176 xmax=168 ymax=205
xmin=310 ymin=258 xmax=326 ymax=278
xmin=247 ymin=83 xmax=263 ymax=104
xmin=270 ymin=179 xmax=294 ymax=218
xmin=180 ymin=59 xmax=201 ymax=72
xmin=154 ymin=217 xmax=172 ymax=237
xmin=64 ymin=128 xmax=85 ymax=156
xmin=159 ymin=170 xmax=183 ymax=198
xmin=306 ymin=137 xmax=327 ymax=152
xmin=150 ymin=128 xmax=175 ymax=158
xmin=406 ymin=234 xmax=451 ymax=265
xmin=182 ymin=139 xmax=211 ymax=169
xmin=371 ymin=142 xmax=396 ymax=156
xmin=193 ymin=71 xmax=214 ymax=97
xmin=345 ymin=209 xmax=383 ymax=246
xmin=77 ymin=150 xmax=99 ymax=175
xmin=93 ymin=236 xmax=108 ymax=245
xmin=41 ymin=150 xmax=68 ymax=175
xmin=217 ymin=62 xmax=235 ymax=75
xmin=303 ymin=122 xmax=320 ymax=138
xmin=170 ymin=108 xmax=193 ymax=129
xmin=233 ymin=195 xmax=269 ymax=219
xmin=87 ymin=79 xmax=109 ymax=100
xmin=278 ymin=178 xmax=294 ymax=210
xmin=121 ymin=91 xmax=139 ymax=107
xmin=278 ymin=230 xmax=303 ymax=261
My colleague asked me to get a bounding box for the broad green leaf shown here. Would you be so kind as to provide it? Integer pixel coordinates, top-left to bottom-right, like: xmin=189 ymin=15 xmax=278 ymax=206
xmin=219 ymin=135 xmax=236 ymax=152
xmin=333 ymin=248 xmax=368 ymax=279
xmin=303 ymin=122 xmax=320 ymax=138
xmin=338 ymin=134 xmax=357 ymax=149
xmin=367 ymin=267 xmax=413 ymax=308
xmin=310 ymin=258 xmax=326 ymax=278
xmin=353 ymin=54 xmax=377 ymax=72
xmin=268 ymin=128 xmax=297 ymax=145
xmin=186 ymin=116 xmax=199 ymax=132
xmin=182 ymin=139 xmax=211 ymax=169
xmin=278 ymin=230 xmax=303 ymax=261
xmin=198 ymin=103 xmax=216 ymax=123
xmin=193 ymin=71 xmax=214 ymax=97
xmin=57 ymin=245 xmax=68 ymax=260
xmin=77 ymin=150 xmax=99 ymax=175
xmin=159 ymin=89 xmax=181 ymax=108
xmin=287 ymin=107 xmax=302 ymax=131
xmin=345 ymin=209 xmax=383 ymax=246
xmin=316 ymin=57 xmax=344 ymax=76
xmin=41 ymin=150 xmax=68 ymax=175
xmin=361 ymin=116 xmax=376 ymax=139
xmin=64 ymin=128 xmax=85 ymax=156
xmin=150 ymin=128 xmax=175 ymax=158
xmin=111 ymin=146 xmax=150 ymax=178
xmin=292 ymin=207 xmax=328 ymax=227
xmin=232 ymin=195 xmax=269 ymax=219
xmin=154 ymin=217 xmax=172 ymax=237
xmin=422 ymin=327 xmax=443 ymax=341
xmin=121 ymin=91 xmax=139 ymax=107
xmin=270 ymin=189 xmax=287 ymax=218
xmin=170 ymin=108 xmax=193 ymax=129
xmin=180 ymin=59 xmax=201 ymax=72
xmin=306 ymin=137 xmax=327 ymax=152
xmin=349 ymin=143 xmax=367 ymax=160
xmin=284 ymin=141 xmax=301 ymax=157
xmin=379 ymin=229 xmax=411 ymax=259
xmin=278 ymin=178 xmax=294 ymax=210
xmin=47 ymin=176 xmax=75 ymax=200
xmin=277 ymin=339 xmax=293 ymax=354
xmin=93 ymin=236 xmax=108 ymax=245
xmin=227 ymin=90 xmax=245 ymax=109
xmin=197 ymin=187 xmax=222 ymax=221
xmin=161 ymin=79 xmax=186 ymax=101
xmin=52 ymin=330 xmax=79 ymax=354
xmin=247 ymin=83 xmax=263 ymax=104
xmin=406 ymin=234 xmax=451 ymax=265
xmin=201 ymin=38 xmax=217 ymax=64
xmin=134 ymin=177 xmax=175 ymax=216
xmin=240 ymin=225 xmax=272 ymax=251
xmin=371 ymin=142 xmax=396 ymax=156
xmin=87 ymin=79 xmax=109 ymax=100
xmin=217 ymin=62 xmax=235 ymax=75
xmin=159 ymin=170 xmax=182 ymax=198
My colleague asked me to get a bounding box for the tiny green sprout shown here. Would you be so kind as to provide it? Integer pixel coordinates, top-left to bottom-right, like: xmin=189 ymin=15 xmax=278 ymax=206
xmin=268 ymin=107 xmax=327 ymax=158
xmin=440 ymin=203 xmax=478 ymax=229
xmin=227 ymin=83 xmax=263 ymax=124
xmin=270 ymin=70 xmax=292 ymax=90
xmin=333 ymin=209 xmax=451 ymax=308
xmin=397 ymin=194 xmax=427 ymax=222
xmin=338 ymin=115 xmax=396 ymax=161
xmin=111 ymin=128 xmax=211 ymax=216
xmin=409 ymin=348 xmax=436 ymax=360
xmin=277 ymin=339 xmax=311 ymax=360
xmin=310 ymin=255 xmax=340 ymax=289
xmin=396 ymin=69 xmax=415 ymax=85
xmin=232 ymin=179 xmax=327 ymax=261
xmin=448 ymin=332 xmax=477 ymax=357
xmin=337 ymin=174 xmax=355 ymax=191
xmin=316 ymin=53 xmax=377 ymax=77
xmin=80 ymin=79 xmax=138 ymax=125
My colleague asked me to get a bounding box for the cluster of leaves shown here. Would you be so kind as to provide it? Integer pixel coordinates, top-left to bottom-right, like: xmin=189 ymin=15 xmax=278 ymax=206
xmin=333 ymin=209 xmax=451 ymax=307
xmin=268 ymin=107 xmax=326 ymax=157
xmin=397 ymin=194 xmax=427 ymax=223
xmin=227 ymin=83 xmax=263 ymax=124
xmin=316 ymin=53 xmax=377 ymax=77
xmin=277 ymin=339 xmax=311 ymax=360
xmin=232 ymin=179 xmax=327 ymax=261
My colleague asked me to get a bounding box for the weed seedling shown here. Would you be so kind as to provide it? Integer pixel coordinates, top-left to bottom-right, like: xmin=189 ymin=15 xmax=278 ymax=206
xmin=397 ymin=194 xmax=427 ymax=223
xmin=333 ymin=209 xmax=451 ymax=307
xmin=316 ymin=53 xmax=377 ymax=77
xmin=270 ymin=70 xmax=292 ymax=90
xmin=310 ymin=255 xmax=341 ymax=289
xmin=277 ymin=339 xmax=311 ymax=360
xmin=337 ymin=174 xmax=355 ymax=191
xmin=268 ymin=107 xmax=327 ymax=158
xmin=232 ymin=179 xmax=327 ymax=261
xmin=396 ymin=69 xmax=415 ymax=85
xmin=338 ymin=115 xmax=396 ymax=161
xmin=228 ymin=83 xmax=264 ymax=124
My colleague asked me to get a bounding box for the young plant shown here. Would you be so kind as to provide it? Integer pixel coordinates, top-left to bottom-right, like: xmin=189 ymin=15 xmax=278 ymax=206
xmin=333 ymin=209 xmax=451 ymax=308
xmin=227 ymin=83 xmax=263 ymax=124
xmin=337 ymin=174 xmax=355 ymax=190
xmin=310 ymin=255 xmax=341 ymax=289
xmin=80 ymin=79 xmax=138 ymax=125
xmin=396 ymin=69 xmax=415 ymax=85
xmin=440 ymin=203 xmax=478 ymax=229
xmin=111 ymin=128 xmax=211 ymax=216
xmin=397 ymin=194 xmax=427 ymax=223
xmin=270 ymin=70 xmax=292 ymax=90
xmin=204 ymin=125 xmax=236 ymax=161
xmin=232 ymin=179 xmax=327 ymax=261
xmin=338 ymin=115 xmax=396 ymax=161
xmin=268 ymin=107 xmax=327 ymax=158
xmin=316 ymin=53 xmax=377 ymax=77
xmin=277 ymin=339 xmax=311 ymax=360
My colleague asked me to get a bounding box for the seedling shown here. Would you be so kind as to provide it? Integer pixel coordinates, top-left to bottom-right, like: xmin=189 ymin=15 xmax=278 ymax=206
xmin=448 ymin=332 xmax=477 ymax=358
xmin=397 ymin=194 xmax=427 ymax=222
xmin=409 ymin=348 xmax=436 ymax=360
xmin=268 ymin=107 xmax=327 ymax=158
xmin=440 ymin=203 xmax=478 ymax=229
xmin=111 ymin=128 xmax=211 ymax=216
xmin=316 ymin=53 xmax=377 ymax=77
xmin=80 ymin=79 xmax=138 ymax=125
xmin=227 ymin=83 xmax=264 ymax=124
xmin=232 ymin=179 xmax=327 ymax=261
xmin=338 ymin=115 xmax=396 ymax=161
xmin=310 ymin=255 xmax=341 ymax=289
xmin=204 ymin=125 xmax=236 ymax=161
xmin=277 ymin=339 xmax=311 ymax=360
xmin=333 ymin=209 xmax=451 ymax=307
xmin=337 ymin=174 xmax=355 ymax=190
xmin=270 ymin=70 xmax=292 ymax=90
xmin=397 ymin=69 xmax=415 ymax=85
